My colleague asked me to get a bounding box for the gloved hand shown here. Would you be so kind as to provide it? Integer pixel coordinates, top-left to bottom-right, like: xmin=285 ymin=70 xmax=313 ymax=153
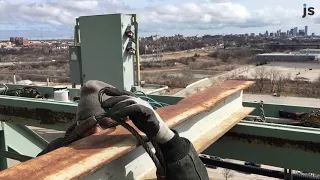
xmin=60 ymin=117 xmax=98 ymax=146
xmin=100 ymin=87 xmax=175 ymax=144
xmin=37 ymin=117 xmax=98 ymax=156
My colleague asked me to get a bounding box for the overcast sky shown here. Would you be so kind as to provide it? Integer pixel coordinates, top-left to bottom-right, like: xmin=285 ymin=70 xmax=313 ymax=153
xmin=1 ymin=0 xmax=320 ymax=39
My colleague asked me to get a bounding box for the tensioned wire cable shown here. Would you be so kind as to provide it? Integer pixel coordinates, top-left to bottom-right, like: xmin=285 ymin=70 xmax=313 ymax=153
xmin=97 ymin=88 xmax=168 ymax=179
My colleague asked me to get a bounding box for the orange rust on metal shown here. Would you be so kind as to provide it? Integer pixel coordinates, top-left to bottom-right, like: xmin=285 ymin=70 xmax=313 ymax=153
xmin=0 ymin=80 xmax=254 ymax=180
xmin=157 ymin=80 xmax=254 ymax=127
xmin=308 ymin=116 xmax=320 ymax=124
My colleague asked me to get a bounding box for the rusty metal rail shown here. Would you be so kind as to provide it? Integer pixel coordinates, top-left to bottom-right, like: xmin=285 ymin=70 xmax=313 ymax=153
xmin=0 ymin=80 xmax=254 ymax=180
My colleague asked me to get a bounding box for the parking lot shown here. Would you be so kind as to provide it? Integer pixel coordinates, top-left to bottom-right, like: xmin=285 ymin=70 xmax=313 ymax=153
xmin=238 ymin=62 xmax=320 ymax=82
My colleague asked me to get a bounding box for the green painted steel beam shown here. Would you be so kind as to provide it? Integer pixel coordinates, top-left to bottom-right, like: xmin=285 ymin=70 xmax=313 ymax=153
xmin=3 ymin=84 xmax=81 ymax=100
xmin=148 ymin=94 xmax=184 ymax=105
xmin=0 ymin=150 xmax=33 ymax=162
xmin=205 ymin=121 xmax=320 ymax=174
xmin=3 ymin=123 xmax=48 ymax=157
xmin=243 ymin=101 xmax=319 ymax=118
xmin=0 ymin=129 xmax=8 ymax=170
xmin=0 ymin=95 xmax=76 ymax=130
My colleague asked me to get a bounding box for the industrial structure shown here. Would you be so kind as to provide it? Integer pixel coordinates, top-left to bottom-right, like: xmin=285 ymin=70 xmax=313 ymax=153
xmin=300 ymin=49 xmax=320 ymax=54
xmin=256 ymin=53 xmax=320 ymax=62
xmin=0 ymin=14 xmax=319 ymax=180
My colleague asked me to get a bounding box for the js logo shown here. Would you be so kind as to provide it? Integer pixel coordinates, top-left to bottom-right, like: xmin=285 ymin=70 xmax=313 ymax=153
xmin=302 ymin=3 xmax=315 ymax=18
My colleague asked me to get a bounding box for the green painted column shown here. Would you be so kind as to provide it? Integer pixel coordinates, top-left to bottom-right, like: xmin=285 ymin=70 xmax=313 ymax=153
xmin=0 ymin=125 xmax=8 ymax=170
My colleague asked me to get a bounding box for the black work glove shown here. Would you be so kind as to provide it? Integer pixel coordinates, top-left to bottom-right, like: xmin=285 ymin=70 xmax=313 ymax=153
xmin=101 ymin=87 xmax=175 ymax=144
xmin=60 ymin=117 xmax=98 ymax=146
xmin=37 ymin=118 xmax=98 ymax=156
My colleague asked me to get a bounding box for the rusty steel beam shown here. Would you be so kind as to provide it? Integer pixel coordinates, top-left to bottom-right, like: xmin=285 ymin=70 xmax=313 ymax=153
xmin=0 ymin=80 xmax=254 ymax=180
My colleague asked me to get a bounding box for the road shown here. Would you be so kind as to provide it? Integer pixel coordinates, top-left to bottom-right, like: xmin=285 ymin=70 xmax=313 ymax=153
xmin=243 ymin=94 xmax=320 ymax=107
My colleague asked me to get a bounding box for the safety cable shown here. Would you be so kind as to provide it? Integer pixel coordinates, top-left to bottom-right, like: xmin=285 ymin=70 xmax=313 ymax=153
xmin=133 ymin=90 xmax=170 ymax=110
xmin=97 ymin=89 xmax=168 ymax=180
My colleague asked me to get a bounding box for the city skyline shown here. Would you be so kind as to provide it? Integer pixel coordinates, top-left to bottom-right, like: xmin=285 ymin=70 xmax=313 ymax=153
xmin=1 ymin=0 xmax=320 ymax=39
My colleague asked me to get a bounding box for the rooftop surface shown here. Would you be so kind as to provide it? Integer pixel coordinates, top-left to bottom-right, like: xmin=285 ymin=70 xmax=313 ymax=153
xmin=257 ymin=53 xmax=320 ymax=56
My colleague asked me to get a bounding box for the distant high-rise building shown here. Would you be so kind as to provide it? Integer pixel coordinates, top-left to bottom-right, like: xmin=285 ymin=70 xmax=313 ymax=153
xmin=298 ymin=30 xmax=305 ymax=36
xmin=265 ymin=30 xmax=269 ymax=36
xmin=305 ymin=26 xmax=308 ymax=36
xmin=287 ymin=30 xmax=289 ymax=36
xmin=312 ymin=33 xmax=315 ymax=37
xmin=250 ymin=33 xmax=255 ymax=37
xmin=280 ymin=32 xmax=287 ymax=37
xmin=290 ymin=29 xmax=294 ymax=36
xmin=293 ymin=27 xmax=298 ymax=36
xmin=270 ymin=32 xmax=274 ymax=37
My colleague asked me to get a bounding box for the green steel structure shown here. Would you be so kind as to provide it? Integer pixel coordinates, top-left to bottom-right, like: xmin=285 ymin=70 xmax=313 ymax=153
xmin=0 ymin=13 xmax=319 ymax=179
xmin=0 ymin=88 xmax=319 ymax=173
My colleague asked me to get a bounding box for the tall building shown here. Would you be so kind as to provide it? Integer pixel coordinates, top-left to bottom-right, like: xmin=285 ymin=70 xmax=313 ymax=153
xmin=305 ymin=26 xmax=308 ymax=36
xmin=298 ymin=30 xmax=305 ymax=36
xmin=293 ymin=27 xmax=298 ymax=36
xmin=265 ymin=30 xmax=269 ymax=36
xmin=9 ymin=37 xmax=29 ymax=46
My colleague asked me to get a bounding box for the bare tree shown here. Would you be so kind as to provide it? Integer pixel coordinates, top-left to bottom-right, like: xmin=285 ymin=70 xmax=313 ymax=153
xmin=251 ymin=67 xmax=268 ymax=92
xmin=222 ymin=161 xmax=234 ymax=180
xmin=276 ymin=73 xmax=286 ymax=94
xmin=268 ymin=68 xmax=280 ymax=93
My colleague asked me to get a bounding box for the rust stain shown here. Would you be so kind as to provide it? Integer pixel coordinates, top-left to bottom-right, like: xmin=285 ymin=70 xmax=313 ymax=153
xmin=224 ymin=132 xmax=320 ymax=153
xmin=0 ymin=80 xmax=254 ymax=180
xmin=0 ymin=105 xmax=75 ymax=124
xmin=157 ymin=80 xmax=254 ymax=127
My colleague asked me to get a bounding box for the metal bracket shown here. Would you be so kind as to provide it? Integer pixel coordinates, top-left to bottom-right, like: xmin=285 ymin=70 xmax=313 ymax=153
xmin=284 ymin=169 xmax=293 ymax=180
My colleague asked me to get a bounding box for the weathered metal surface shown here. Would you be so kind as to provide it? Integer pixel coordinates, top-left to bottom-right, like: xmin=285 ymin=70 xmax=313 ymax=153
xmin=243 ymin=102 xmax=319 ymax=118
xmin=0 ymin=95 xmax=77 ymax=130
xmin=0 ymin=80 xmax=254 ymax=180
xmin=225 ymin=132 xmax=320 ymax=153
xmin=157 ymin=80 xmax=254 ymax=127
xmin=0 ymin=105 xmax=75 ymax=125
xmin=205 ymin=121 xmax=320 ymax=174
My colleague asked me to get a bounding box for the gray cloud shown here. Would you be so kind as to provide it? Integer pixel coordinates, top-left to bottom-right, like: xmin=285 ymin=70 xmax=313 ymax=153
xmin=0 ymin=0 xmax=304 ymax=39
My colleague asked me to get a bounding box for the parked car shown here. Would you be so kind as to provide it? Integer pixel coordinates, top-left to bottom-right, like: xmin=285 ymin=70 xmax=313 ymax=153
xmin=199 ymin=154 xmax=224 ymax=169
xmin=244 ymin=162 xmax=261 ymax=168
